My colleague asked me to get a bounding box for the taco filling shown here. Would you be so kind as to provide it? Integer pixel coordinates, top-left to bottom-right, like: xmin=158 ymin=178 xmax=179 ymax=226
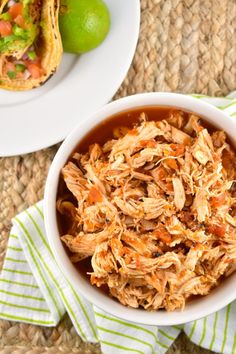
xmin=2 ymin=45 xmax=44 ymax=79
xmin=0 ymin=0 xmax=40 ymax=56
xmin=0 ymin=0 xmax=62 ymax=89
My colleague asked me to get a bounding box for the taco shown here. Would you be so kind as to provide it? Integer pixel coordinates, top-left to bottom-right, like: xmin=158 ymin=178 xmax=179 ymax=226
xmin=0 ymin=0 xmax=62 ymax=90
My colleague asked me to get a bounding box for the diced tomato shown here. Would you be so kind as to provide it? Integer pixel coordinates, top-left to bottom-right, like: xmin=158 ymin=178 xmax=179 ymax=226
xmin=207 ymin=224 xmax=226 ymax=237
xmin=16 ymin=71 xmax=24 ymax=79
xmin=154 ymin=227 xmax=171 ymax=244
xmin=4 ymin=61 xmax=15 ymax=75
xmin=165 ymin=158 xmax=178 ymax=170
xmin=8 ymin=3 xmax=23 ymax=19
xmin=25 ymin=62 xmax=44 ymax=79
xmin=210 ymin=193 xmax=226 ymax=207
xmin=14 ymin=14 xmax=25 ymax=28
xmin=0 ymin=20 xmax=12 ymax=37
xmin=170 ymin=144 xmax=185 ymax=156
xmin=139 ymin=139 xmax=157 ymax=148
xmin=159 ymin=234 xmax=171 ymax=243
xmin=88 ymin=186 xmax=103 ymax=203
xmin=29 ymin=56 xmax=41 ymax=65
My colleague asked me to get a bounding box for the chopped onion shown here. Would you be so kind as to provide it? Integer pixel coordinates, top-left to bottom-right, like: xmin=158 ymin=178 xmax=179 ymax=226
xmin=14 ymin=60 xmax=24 ymax=65
xmin=22 ymin=53 xmax=28 ymax=60
xmin=23 ymin=69 xmax=31 ymax=80
xmin=8 ymin=0 xmax=16 ymax=7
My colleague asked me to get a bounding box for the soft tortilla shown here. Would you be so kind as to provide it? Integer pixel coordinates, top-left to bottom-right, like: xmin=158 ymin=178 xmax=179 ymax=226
xmin=0 ymin=0 xmax=62 ymax=90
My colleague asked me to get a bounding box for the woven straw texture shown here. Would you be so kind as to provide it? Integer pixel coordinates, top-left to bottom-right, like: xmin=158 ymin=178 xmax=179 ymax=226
xmin=1 ymin=0 xmax=236 ymax=352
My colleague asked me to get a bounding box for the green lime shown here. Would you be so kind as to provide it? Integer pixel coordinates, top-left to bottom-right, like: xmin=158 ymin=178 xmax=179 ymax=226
xmin=59 ymin=0 xmax=110 ymax=54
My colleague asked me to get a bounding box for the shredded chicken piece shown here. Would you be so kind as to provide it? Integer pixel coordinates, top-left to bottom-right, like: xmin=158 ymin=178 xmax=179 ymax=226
xmin=58 ymin=111 xmax=236 ymax=312
xmin=192 ymin=129 xmax=214 ymax=165
xmin=184 ymin=114 xmax=202 ymax=134
xmin=172 ymin=177 xmax=185 ymax=210
xmin=171 ymin=126 xmax=191 ymax=145
xmin=192 ymin=189 xmax=210 ymax=222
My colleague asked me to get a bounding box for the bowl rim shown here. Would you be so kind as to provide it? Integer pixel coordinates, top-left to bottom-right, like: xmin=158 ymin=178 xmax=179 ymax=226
xmin=44 ymin=92 xmax=236 ymax=326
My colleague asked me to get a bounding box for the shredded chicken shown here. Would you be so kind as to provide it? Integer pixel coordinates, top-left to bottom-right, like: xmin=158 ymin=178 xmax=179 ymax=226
xmin=57 ymin=110 xmax=236 ymax=312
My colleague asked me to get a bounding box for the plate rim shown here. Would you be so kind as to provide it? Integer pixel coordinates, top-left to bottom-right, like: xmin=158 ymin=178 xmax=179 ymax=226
xmin=0 ymin=1 xmax=140 ymax=157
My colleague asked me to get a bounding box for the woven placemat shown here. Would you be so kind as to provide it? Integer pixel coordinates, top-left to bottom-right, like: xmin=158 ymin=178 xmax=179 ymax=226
xmin=1 ymin=0 xmax=236 ymax=353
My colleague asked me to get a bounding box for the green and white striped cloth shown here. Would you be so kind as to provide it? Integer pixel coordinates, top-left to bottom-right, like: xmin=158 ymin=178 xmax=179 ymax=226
xmin=1 ymin=92 xmax=236 ymax=354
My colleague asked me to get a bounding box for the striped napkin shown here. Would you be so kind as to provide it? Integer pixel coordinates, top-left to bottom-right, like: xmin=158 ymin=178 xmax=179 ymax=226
xmin=1 ymin=92 xmax=236 ymax=354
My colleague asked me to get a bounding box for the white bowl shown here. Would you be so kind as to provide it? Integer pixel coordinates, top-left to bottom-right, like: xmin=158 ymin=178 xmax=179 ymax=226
xmin=44 ymin=92 xmax=236 ymax=326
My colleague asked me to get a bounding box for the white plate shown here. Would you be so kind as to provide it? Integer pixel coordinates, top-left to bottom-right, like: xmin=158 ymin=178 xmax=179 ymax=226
xmin=0 ymin=0 xmax=140 ymax=156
